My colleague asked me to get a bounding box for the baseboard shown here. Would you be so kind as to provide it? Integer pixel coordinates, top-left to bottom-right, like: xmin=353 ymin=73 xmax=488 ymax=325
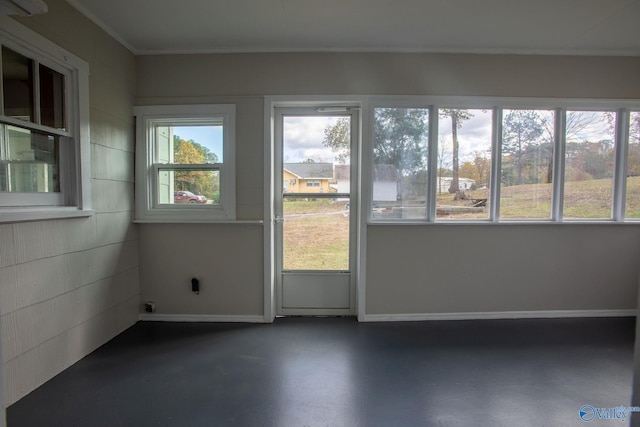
xmin=139 ymin=313 xmax=266 ymax=323
xmin=363 ymin=309 xmax=637 ymax=322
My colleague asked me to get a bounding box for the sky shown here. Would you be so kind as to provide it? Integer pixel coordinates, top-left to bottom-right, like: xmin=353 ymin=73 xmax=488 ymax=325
xmin=281 ymin=111 xmax=496 ymax=167
xmin=173 ymin=110 xmax=617 ymax=167
xmin=283 ymin=116 xmax=346 ymax=164
xmin=173 ymin=125 xmax=224 ymax=161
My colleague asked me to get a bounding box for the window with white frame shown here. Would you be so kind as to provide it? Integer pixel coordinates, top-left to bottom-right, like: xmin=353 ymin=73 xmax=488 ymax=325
xmin=134 ymin=104 xmax=236 ymax=222
xmin=627 ymin=111 xmax=640 ymax=219
xmin=0 ymin=17 xmax=91 ymax=222
xmin=369 ymin=99 xmax=640 ymax=223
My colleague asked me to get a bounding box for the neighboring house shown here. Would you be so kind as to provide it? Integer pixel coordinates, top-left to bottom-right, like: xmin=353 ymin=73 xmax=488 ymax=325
xmin=334 ymin=164 xmax=399 ymax=201
xmin=437 ymin=176 xmax=476 ymax=193
xmin=283 ymin=163 xmax=335 ymax=193
xmin=372 ymin=164 xmax=400 ymax=202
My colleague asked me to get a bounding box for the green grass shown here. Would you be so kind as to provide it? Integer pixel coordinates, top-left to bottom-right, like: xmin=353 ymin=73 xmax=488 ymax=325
xmin=435 ymin=176 xmax=640 ymax=219
xmin=283 ymin=199 xmax=349 ymax=270
xmin=281 ymin=178 xmax=640 ymax=270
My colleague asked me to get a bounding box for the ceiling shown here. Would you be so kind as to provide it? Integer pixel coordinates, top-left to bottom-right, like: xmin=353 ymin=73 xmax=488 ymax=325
xmin=65 ymin=0 xmax=640 ymax=56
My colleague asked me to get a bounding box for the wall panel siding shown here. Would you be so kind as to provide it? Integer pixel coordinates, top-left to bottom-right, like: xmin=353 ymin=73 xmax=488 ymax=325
xmin=1 ymin=0 xmax=139 ymax=407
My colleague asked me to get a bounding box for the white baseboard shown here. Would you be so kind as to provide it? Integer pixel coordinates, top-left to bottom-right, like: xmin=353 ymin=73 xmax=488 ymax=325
xmin=363 ymin=309 xmax=637 ymax=322
xmin=139 ymin=314 xmax=267 ymax=323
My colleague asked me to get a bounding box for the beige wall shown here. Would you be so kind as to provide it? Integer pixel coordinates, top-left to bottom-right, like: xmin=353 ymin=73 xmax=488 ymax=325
xmin=138 ymin=225 xmax=263 ymax=316
xmin=137 ymin=52 xmax=640 ymax=98
xmin=1 ymin=0 xmax=138 ymax=406
xmin=136 ymin=51 xmax=640 ymax=321
xmin=367 ymin=224 xmax=640 ymax=315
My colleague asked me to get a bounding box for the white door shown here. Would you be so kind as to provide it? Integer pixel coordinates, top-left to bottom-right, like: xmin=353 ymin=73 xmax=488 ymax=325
xmin=275 ymin=106 xmax=358 ymax=316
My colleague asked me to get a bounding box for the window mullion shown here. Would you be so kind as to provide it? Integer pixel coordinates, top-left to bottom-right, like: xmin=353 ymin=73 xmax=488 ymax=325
xmin=551 ymin=108 xmax=566 ymax=222
xmin=613 ymin=109 xmax=629 ymax=221
xmin=426 ymin=104 xmax=439 ymax=222
xmin=489 ymin=107 xmax=502 ymax=222
xmin=33 ymin=59 xmax=41 ymax=125
xmin=0 ymin=44 xmax=4 ymax=117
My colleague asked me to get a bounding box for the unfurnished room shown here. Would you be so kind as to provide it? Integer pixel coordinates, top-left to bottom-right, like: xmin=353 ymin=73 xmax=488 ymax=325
xmin=1 ymin=0 xmax=640 ymax=426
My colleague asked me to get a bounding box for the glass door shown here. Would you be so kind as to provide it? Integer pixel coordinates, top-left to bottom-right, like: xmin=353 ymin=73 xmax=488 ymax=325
xmin=275 ymin=106 xmax=358 ymax=316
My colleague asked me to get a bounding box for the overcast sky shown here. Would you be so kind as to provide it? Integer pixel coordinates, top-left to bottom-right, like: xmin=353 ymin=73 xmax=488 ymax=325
xmin=173 ymin=110 xmax=616 ymax=167
xmin=283 ymin=116 xmax=345 ymax=163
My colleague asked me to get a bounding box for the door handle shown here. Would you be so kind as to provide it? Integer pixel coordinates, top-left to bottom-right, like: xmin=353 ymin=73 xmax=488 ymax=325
xmin=274 ymin=216 xmax=285 ymax=224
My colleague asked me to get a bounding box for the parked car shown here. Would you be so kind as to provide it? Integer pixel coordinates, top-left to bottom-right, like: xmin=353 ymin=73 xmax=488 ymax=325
xmin=174 ymin=191 xmax=207 ymax=204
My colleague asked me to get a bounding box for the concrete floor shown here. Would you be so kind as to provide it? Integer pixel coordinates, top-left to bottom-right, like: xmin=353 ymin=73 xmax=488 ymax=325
xmin=7 ymin=317 xmax=635 ymax=427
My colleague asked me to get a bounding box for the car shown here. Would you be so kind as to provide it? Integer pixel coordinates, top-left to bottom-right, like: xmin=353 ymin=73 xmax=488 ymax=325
xmin=174 ymin=191 xmax=207 ymax=204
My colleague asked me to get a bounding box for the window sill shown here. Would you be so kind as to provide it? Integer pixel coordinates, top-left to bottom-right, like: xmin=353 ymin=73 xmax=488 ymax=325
xmin=0 ymin=207 xmax=95 ymax=223
xmin=133 ymin=219 xmax=263 ymax=224
xmin=367 ymin=220 xmax=640 ymax=226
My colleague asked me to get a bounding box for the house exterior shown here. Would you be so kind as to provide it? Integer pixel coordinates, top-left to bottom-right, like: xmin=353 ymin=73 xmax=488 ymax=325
xmin=283 ymin=163 xmax=335 ymax=194
xmin=437 ymin=176 xmax=476 ymax=193
xmin=372 ymin=164 xmax=400 ymax=202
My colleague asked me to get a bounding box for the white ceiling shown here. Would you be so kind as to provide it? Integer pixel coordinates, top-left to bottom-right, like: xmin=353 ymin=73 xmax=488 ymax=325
xmin=65 ymin=0 xmax=640 ymax=56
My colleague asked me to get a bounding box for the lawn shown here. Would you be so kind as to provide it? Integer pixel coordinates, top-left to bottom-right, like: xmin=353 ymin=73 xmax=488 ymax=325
xmin=283 ymin=199 xmax=350 ymax=270
xmin=281 ymin=177 xmax=640 ymax=270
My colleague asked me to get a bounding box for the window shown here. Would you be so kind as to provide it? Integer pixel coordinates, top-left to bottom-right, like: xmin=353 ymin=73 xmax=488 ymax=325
xmin=437 ymin=108 xmax=492 ymax=221
xmin=368 ymin=98 xmax=640 ymax=223
xmin=0 ymin=17 xmax=90 ymax=222
xmin=563 ymin=111 xmax=616 ymax=220
xmin=627 ymin=112 xmax=640 ymax=219
xmin=372 ymin=107 xmax=429 ymax=220
xmin=500 ymin=109 xmax=554 ymax=220
xmin=306 ymin=180 xmax=321 ymax=187
xmin=134 ymin=104 xmax=236 ymax=222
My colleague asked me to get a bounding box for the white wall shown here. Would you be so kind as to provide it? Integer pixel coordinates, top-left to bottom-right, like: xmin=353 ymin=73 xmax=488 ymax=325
xmin=136 ymin=51 xmax=640 ymax=320
xmin=1 ymin=0 xmax=139 ymax=407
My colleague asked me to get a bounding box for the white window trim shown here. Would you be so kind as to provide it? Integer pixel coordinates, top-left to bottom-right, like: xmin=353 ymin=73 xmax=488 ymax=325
xmin=0 ymin=16 xmax=92 ymax=223
xmin=367 ymin=95 xmax=640 ymax=225
xmin=134 ymin=104 xmax=236 ymax=223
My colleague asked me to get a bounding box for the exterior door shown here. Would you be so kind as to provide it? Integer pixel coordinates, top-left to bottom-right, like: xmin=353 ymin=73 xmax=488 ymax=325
xmin=274 ymin=106 xmax=358 ymax=316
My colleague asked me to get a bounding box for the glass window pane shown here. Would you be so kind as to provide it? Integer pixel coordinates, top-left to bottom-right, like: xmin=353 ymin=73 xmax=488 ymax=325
xmin=0 ymin=125 xmax=59 ymax=192
xmin=437 ymin=109 xmax=492 ymax=220
xmin=283 ymin=198 xmax=349 ymax=270
xmin=283 ymin=115 xmax=349 ymax=195
xmin=2 ymin=46 xmax=34 ymax=122
xmin=155 ymin=125 xmax=223 ymax=165
xmin=39 ymin=64 xmax=66 ymax=130
xmin=173 ymin=125 xmax=223 ymax=164
xmin=157 ymin=168 xmax=219 ymax=205
xmin=563 ymin=111 xmax=616 ymax=219
xmin=626 ymin=111 xmax=640 ymax=219
xmin=372 ymin=107 xmax=428 ymax=220
xmin=500 ymin=109 xmax=554 ymax=219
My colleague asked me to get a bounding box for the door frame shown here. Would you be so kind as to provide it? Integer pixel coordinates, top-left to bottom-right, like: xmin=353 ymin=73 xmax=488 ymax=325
xmin=263 ymin=96 xmax=366 ymax=321
xmin=274 ymin=106 xmax=358 ymax=316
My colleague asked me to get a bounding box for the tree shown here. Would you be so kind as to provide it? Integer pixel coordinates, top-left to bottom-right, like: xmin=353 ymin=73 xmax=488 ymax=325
xmin=322 ymin=108 xmax=429 ymax=177
xmin=439 ymin=109 xmax=473 ymax=198
xmin=322 ymin=118 xmax=350 ymax=164
xmin=372 ymin=108 xmax=429 ymax=176
xmin=502 ymin=110 xmax=545 ymax=185
xmin=173 ymin=136 xmax=218 ymax=199
xmin=437 ymin=136 xmax=452 ymax=193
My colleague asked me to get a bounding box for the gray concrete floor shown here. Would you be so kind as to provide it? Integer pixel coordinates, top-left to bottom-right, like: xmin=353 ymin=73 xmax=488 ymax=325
xmin=7 ymin=317 xmax=635 ymax=427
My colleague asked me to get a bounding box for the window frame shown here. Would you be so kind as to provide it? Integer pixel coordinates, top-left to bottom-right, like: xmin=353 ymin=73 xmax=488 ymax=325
xmin=134 ymin=104 xmax=236 ymax=223
xmin=0 ymin=16 xmax=91 ymax=223
xmin=367 ymin=96 xmax=640 ymax=224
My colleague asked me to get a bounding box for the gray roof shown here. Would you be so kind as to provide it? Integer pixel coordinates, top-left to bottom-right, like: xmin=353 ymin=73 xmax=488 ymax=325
xmin=284 ymin=163 xmax=334 ymax=179
xmin=373 ymin=164 xmax=400 ymax=181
